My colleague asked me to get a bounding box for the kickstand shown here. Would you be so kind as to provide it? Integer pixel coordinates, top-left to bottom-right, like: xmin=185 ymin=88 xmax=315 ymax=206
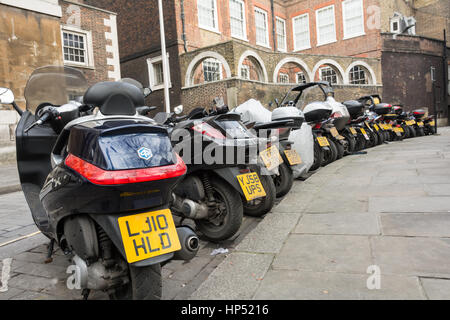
xmin=44 ymin=239 xmax=55 ymax=264
xmin=82 ymin=289 xmax=91 ymax=300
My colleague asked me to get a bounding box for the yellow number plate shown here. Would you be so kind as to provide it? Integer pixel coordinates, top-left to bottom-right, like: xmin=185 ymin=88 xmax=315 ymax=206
xmin=330 ymin=127 xmax=339 ymax=138
xmin=429 ymin=121 xmax=435 ymax=126
xmin=237 ymin=172 xmax=266 ymax=201
xmin=417 ymin=122 xmax=424 ymax=127
xmin=408 ymin=120 xmax=416 ymax=126
xmin=317 ymin=136 xmax=330 ymax=147
xmin=360 ymin=128 xmax=367 ymax=135
xmin=284 ymin=149 xmax=302 ymax=165
xmin=373 ymin=97 xmax=380 ymax=104
xmin=349 ymin=127 xmax=357 ymax=136
xmin=118 ymin=209 xmax=181 ymax=264
xmin=393 ymin=127 xmax=404 ymax=133
xmin=374 ymin=124 xmax=380 ymax=131
xmin=259 ymin=145 xmax=283 ymax=171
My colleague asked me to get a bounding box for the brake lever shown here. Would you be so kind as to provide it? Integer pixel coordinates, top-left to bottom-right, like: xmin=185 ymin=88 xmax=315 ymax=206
xmin=24 ymin=111 xmax=52 ymax=133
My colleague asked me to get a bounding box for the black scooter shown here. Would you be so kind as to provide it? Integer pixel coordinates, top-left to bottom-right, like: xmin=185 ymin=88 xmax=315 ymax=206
xmin=152 ymin=103 xmax=272 ymax=241
xmin=0 ymin=66 xmax=199 ymax=300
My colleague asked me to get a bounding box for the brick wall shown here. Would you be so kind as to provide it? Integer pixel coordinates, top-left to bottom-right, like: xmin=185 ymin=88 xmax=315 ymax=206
xmin=60 ymin=0 xmax=119 ymax=85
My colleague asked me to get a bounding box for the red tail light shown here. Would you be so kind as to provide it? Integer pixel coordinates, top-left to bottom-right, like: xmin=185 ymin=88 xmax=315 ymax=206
xmin=65 ymin=153 xmax=187 ymax=185
xmin=331 ymin=111 xmax=343 ymax=119
xmin=314 ymin=123 xmax=322 ymax=129
xmin=192 ymin=122 xmax=226 ymax=140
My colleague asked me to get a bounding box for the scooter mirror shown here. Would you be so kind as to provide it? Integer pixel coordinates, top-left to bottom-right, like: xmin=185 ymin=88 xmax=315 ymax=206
xmin=174 ymin=105 xmax=184 ymax=115
xmin=0 ymin=88 xmax=14 ymax=105
xmin=143 ymin=87 xmax=152 ymax=98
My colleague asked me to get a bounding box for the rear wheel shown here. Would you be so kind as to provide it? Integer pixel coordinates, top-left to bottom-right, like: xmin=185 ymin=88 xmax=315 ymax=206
xmin=322 ymin=138 xmax=337 ymax=166
xmin=109 ymin=263 xmax=162 ymax=300
xmin=243 ymin=174 xmax=276 ymax=217
xmin=416 ymin=126 xmax=425 ymax=136
xmin=310 ymin=137 xmax=324 ymax=171
xmin=273 ymin=162 xmax=294 ymax=198
xmin=197 ymin=177 xmax=243 ymax=241
xmin=342 ymin=132 xmax=356 ymax=155
xmin=408 ymin=126 xmax=416 ymax=138
xmin=334 ymin=140 xmax=345 ymax=159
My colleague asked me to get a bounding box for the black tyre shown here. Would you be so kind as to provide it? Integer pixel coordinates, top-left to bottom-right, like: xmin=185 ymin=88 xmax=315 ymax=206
xmin=334 ymin=139 xmax=345 ymax=159
xmin=416 ymin=126 xmax=425 ymax=136
xmin=342 ymin=132 xmax=356 ymax=155
xmin=375 ymin=129 xmax=384 ymax=145
xmin=354 ymin=133 xmax=365 ymax=151
xmin=408 ymin=126 xmax=416 ymax=138
xmin=243 ymin=173 xmax=276 ymax=217
xmin=310 ymin=138 xmax=324 ymax=171
xmin=110 ymin=264 xmax=162 ymax=300
xmin=197 ymin=177 xmax=243 ymax=241
xmin=322 ymin=138 xmax=338 ymax=166
xmin=273 ymin=162 xmax=294 ymax=198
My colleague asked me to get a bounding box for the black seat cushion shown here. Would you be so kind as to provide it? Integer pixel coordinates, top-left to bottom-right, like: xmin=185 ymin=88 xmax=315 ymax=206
xmin=83 ymin=81 xmax=144 ymax=115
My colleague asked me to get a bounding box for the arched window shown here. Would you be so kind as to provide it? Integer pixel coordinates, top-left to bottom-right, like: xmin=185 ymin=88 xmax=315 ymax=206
xmin=276 ymin=62 xmax=309 ymax=84
xmin=319 ymin=66 xmax=338 ymax=84
xmin=349 ymin=65 xmax=368 ymax=84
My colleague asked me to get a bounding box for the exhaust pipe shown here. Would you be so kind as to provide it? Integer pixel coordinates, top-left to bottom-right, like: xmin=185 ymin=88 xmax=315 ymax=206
xmin=172 ymin=194 xmax=209 ymax=219
xmin=173 ymin=226 xmax=200 ymax=261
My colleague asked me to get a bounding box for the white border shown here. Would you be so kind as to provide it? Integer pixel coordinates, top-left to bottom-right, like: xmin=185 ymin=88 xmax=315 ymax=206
xmin=315 ymin=5 xmax=336 ymax=46
xmin=237 ymin=49 xmax=268 ymax=83
xmin=345 ymin=60 xmax=377 ymax=85
xmin=147 ymin=54 xmax=172 ymax=91
xmin=275 ymin=17 xmax=287 ymax=52
xmin=311 ymin=59 xmax=345 ymax=84
xmin=197 ymin=0 xmax=220 ymax=34
xmin=273 ymin=57 xmax=312 ymax=83
xmin=254 ymin=7 xmax=270 ymax=48
xmin=185 ymin=51 xmax=232 ymax=87
xmin=229 ymin=0 xmax=248 ymax=41
xmin=61 ymin=25 xmax=94 ymax=69
xmin=0 ymin=0 xmax=62 ymax=17
xmin=342 ymin=0 xmax=365 ymax=40
xmin=292 ymin=13 xmax=311 ymax=52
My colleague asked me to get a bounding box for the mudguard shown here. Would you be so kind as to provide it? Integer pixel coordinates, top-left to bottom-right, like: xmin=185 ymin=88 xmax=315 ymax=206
xmin=211 ymin=167 xmax=245 ymax=196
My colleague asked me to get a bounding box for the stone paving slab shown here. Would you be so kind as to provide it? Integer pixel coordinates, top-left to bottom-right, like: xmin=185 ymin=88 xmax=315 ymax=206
xmin=305 ymin=195 xmax=368 ymax=213
xmin=420 ymin=278 xmax=450 ymax=300
xmin=253 ymin=270 xmax=424 ymax=300
xmin=380 ymin=213 xmax=450 ymax=237
xmin=272 ymin=234 xmax=372 ymax=274
xmin=190 ymin=252 xmax=274 ymax=300
xmin=236 ymin=213 xmax=300 ymax=254
xmin=424 ymin=184 xmax=450 ymax=196
xmin=294 ymin=213 xmax=380 ymax=235
xmin=369 ymin=196 xmax=450 ymax=213
xmin=371 ymin=236 xmax=450 ymax=278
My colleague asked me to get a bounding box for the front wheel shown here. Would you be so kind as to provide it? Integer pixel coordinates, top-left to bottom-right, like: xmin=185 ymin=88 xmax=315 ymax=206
xmin=310 ymin=138 xmax=324 ymax=171
xmin=273 ymin=162 xmax=294 ymax=198
xmin=243 ymin=173 xmax=276 ymax=217
xmin=109 ymin=263 xmax=162 ymax=300
xmin=197 ymin=177 xmax=243 ymax=241
xmin=322 ymin=138 xmax=337 ymax=166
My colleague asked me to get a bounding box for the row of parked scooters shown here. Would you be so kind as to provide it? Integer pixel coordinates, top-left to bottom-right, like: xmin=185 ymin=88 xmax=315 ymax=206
xmin=0 ymin=66 xmax=435 ymax=300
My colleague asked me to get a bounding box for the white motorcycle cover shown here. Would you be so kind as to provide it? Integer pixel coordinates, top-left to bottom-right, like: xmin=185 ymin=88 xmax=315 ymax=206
xmin=233 ymin=99 xmax=314 ymax=178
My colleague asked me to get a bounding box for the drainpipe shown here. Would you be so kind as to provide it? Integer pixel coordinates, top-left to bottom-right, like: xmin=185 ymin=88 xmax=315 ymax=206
xmin=443 ymin=29 xmax=448 ymax=128
xmin=271 ymin=0 xmax=276 ymax=51
xmin=180 ymin=0 xmax=188 ymax=53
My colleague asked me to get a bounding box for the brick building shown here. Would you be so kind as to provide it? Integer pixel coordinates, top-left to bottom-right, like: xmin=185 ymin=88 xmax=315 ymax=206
xmin=86 ymin=0 xmax=448 ymax=124
xmin=0 ymin=0 xmax=121 ymax=142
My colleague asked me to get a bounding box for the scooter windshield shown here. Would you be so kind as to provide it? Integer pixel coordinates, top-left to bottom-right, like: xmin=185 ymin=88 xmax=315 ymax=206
xmin=24 ymin=66 xmax=88 ymax=113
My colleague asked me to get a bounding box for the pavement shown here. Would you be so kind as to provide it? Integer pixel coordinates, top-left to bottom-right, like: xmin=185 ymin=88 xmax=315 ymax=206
xmin=0 ymin=127 xmax=450 ymax=299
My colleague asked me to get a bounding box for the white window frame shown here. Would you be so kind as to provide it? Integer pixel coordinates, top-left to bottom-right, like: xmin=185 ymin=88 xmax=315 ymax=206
xmin=319 ymin=66 xmax=338 ymax=84
xmin=292 ymin=13 xmax=311 ymax=51
xmin=202 ymin=58 xmax=223 ymax=82
xmin=390 ymin=15 xmax=401 ymax=34
xmin=61 ymin=25 xmax=94 ymax=68
xmin=147 ymin=54 xmax=172 ymax=91
xmin=229 ymin=0 xmax=247 ymax=41
xmin=342 ymin=0 xmax=365 ymax=40
xmin=241 ymin=64 xmax=250 ymax=79
xmin=296 ymin=72 xmax=307 ymax=84
xmin=279 ymin=73 xmax=289 ymax=84
xmin=316 ymin=5 xmax=337 ymax=46
xmin=197 ymin=0 xmax=220 ymax=33
xmin=275 ymin=17 xmax=287 ymax=52
xmin=254 ymin=7 xmax=270 ymax=48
